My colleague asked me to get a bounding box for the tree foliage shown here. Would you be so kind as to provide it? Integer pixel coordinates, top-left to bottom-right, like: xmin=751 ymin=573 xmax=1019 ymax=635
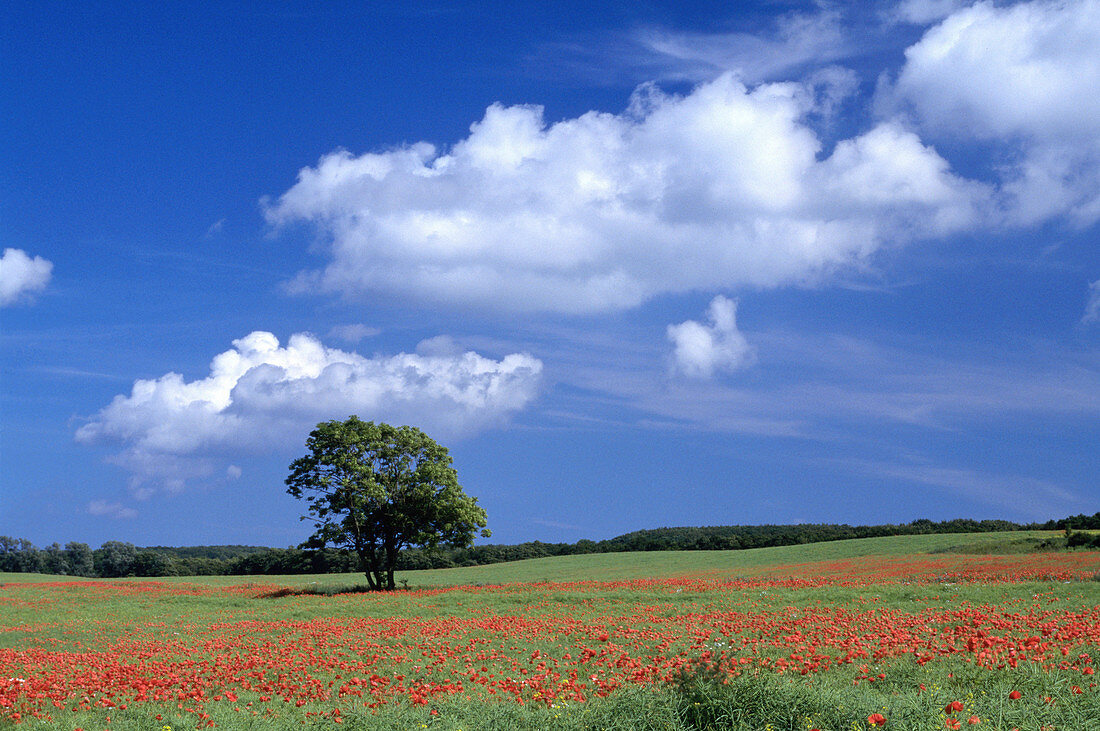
xmin=63 ymin=542 xmax=95 ymax=576
xmin=93 ymin=541 xmax=137 ymax=578
xmin=285 ymin=417 xmax=490 ymax=590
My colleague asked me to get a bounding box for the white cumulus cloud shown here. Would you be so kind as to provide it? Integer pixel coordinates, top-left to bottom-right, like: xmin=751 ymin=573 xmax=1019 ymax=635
xmin=667 ymin=295 xmax=754 ymax=378
xmin=266 ymin=73 xmax=983 ymax=315
xmin=76 ymin=331 xmax=542 ymax=493
xmin=892 ymin=0 xmax=1100 ymax=225
xmin=0 ymin=248 xmax=53 ymax=306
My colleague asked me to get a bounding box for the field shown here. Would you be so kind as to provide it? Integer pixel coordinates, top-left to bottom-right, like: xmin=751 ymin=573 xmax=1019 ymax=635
xmin=2 ymin=533 xmax=1099 ymax=730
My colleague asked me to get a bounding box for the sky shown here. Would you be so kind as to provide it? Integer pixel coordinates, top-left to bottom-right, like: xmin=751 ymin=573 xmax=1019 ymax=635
xmin=2 ymin=0 xmax=1098 ymax=550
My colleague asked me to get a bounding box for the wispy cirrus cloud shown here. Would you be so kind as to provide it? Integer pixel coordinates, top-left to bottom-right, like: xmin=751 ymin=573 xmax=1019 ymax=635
xmin=536 ymin=5 xmax=866 ymax=87
xmin=836 ymin=457 xmax=1084 ymax=519
xmin=1083 ymin=280 xmax=1100 ymax=325
xmin=327 ymin=323 xmax=382 ymax=343
xmin=538 ymin=323 xmax=1100 ymax=437
xmin=87 ymin=500 xmax=138 ymax=520
xmin=631 ymin=8 xmax=853 ymax=84
xmin=890 ymin=0 xmax=970 ymax=25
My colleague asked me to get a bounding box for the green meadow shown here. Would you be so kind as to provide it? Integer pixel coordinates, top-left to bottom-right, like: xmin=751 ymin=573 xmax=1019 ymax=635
xmin=0 ymin=530 xmax=1056 ymax=588
xmin=2 ymin=532 xmax=1098 ymax=730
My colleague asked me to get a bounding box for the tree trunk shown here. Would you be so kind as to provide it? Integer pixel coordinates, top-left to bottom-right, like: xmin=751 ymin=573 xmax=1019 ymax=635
xmin=357 ymin=545 xmax=381 ymax=591
xmin=357 ymin=537 xmax=399 ymax=591
xmin=383 ymin=538 xmax=398 ymax=590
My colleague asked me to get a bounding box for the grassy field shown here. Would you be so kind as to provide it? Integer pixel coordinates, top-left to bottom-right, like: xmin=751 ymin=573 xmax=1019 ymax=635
xmin=2 ymin=533 xmax=1098 ymax=730
xmin=0 ymin=531 xmax=1066 ymax=589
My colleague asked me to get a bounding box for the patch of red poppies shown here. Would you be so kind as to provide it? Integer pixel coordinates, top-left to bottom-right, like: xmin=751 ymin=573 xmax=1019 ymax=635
xmin=2 ymin=554 xmax=1098 ymax=724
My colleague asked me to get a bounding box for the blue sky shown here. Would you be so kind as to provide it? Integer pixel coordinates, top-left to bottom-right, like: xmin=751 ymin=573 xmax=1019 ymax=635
xmin=3 ymin=0 xmax=1098 ymax=549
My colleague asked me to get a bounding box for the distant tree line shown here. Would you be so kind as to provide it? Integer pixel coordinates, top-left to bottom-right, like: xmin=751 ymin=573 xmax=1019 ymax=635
xmin=0 ymin=539 xmax=272 ymax=578
xmin=2 ymin=512 xmax=1098 ymax=578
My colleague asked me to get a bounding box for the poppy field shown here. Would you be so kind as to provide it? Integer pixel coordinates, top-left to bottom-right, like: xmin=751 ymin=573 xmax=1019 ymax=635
xmin=2 ymin=541 xmax=1099 ymax=730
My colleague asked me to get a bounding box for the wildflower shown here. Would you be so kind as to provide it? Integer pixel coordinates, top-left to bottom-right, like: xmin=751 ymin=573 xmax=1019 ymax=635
xmin=945 ymin=719 xmax=961 ymax=730
xmin=968 ymin=716 xmax=980 ymax=725
xmin=867 ymin=712 xmax=887 ymax=727
xmin=945 ymin=701 xmax=965 ymax=713
xmin=1008 ymin=690 xmax=1021 ymax=700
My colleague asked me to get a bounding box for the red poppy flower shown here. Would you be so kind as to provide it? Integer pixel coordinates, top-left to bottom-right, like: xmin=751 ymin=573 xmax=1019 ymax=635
xmin=867 ymin=712 xmax=887 ymax=727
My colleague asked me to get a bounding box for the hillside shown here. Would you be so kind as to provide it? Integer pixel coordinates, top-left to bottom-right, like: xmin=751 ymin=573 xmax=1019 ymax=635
xmin=45 ymin=529 xmax=1073 ymax=589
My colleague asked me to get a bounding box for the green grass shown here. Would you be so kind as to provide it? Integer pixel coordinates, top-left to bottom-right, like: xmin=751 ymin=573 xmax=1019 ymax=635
xmin=0 ymin=572 xmax=96 ymax=584
xmin=11 ymin=529 xmax=1047 ymax=591
xmin=382 ymin=530 xmax=1062 ymax=588
xmin=3 ymin=531 xmax=1097 ymax=731
xmin=0 ymin=531 xmax=1063 ymax=591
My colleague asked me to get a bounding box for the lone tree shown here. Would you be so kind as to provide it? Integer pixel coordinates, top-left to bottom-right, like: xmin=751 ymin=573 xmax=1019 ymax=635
xmin=286 ymin=416 xmax=490 ymax=590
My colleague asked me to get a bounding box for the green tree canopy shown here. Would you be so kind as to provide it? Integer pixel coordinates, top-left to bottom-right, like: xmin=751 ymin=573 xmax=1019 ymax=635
xmin=93 ymin=541 xmax=136 ymax=578
xmin=285 ymin=417 xmax=490 ymax=590
xmin=63 ymin=542 xmax=94 ymax=576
